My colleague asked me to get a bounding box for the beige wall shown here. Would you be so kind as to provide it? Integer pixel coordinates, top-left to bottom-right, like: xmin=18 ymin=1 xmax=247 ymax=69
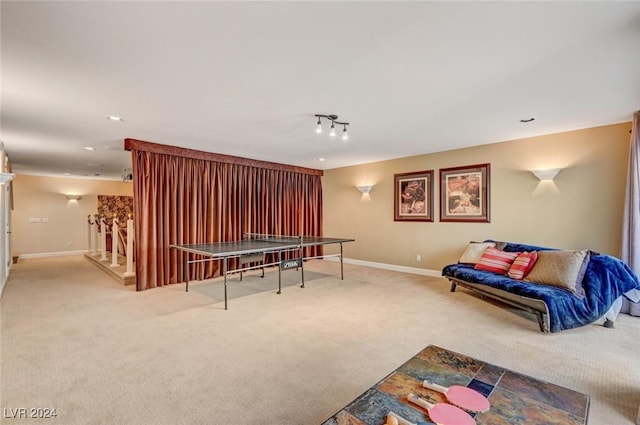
xmin=11 ymin=175 xmax=133 ymax=256
xmin=323 ymin=122 xmax=632 ymax=272
xmin=11 ymin=122 xmax=631 ymax=263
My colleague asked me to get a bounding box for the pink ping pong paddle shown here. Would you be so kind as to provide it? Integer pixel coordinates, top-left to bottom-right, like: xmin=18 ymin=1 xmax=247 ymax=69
xmin=422 ymin=380 xmax=490 ymax=413
xmin=407 ymin=393 xmax=476 ymax=425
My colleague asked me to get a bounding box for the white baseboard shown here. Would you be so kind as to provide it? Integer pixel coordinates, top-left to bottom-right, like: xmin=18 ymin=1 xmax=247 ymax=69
xmin=323 ymin=256 xmax=442 ymax=278
xmin=0 ymin=275 xmax=6 ymax=300
xmin=16 ymin=252 xmax=442 ymax=278
xmin=18 ymin=250 xmax=88 ymax=260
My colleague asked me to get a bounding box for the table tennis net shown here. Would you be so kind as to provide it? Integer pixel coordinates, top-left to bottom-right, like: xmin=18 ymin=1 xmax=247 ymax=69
xmin=243 ymin=233 xmax=302 ymax=244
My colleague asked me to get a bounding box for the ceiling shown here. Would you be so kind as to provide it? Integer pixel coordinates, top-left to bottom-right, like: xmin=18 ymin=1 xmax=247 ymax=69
xmin=2 ymin=2 xmax=639 ymax=181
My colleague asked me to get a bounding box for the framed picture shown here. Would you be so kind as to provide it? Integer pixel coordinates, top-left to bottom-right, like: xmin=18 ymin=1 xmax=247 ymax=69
xmin=439 ymin=163 xmax=490 ymax=223
xmin=394 ymin=170 xmax=434 ymax=222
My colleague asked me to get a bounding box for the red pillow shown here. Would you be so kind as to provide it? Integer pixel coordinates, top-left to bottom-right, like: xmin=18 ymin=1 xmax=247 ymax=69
xmin=507 ymin=251 xmax=539 ymax=280
xmin=474 ymin=247 xmax=519 ymax=274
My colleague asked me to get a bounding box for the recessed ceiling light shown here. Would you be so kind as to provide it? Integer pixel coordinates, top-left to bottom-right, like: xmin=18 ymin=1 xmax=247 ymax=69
xmin=106 ymin=115 xmax=124 ymax=122
xmin=318 ymin=158 xmax=325 ymax=162
xmin=520 ymin=117 xmax=536 ymax=123
xmin=83 ymin=146 xmax=96 ymax=151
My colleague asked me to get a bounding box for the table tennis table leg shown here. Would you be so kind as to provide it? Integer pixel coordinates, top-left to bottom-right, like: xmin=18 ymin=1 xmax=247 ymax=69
xmin=184 ymin=252 xmax=189 ymax=292
xmin=300 ymin=245 xmax=305 ymax=288
xmin=340 ymin=243 xmax=344 ymax=280
xmin=224 ymin=257 xmax=228 ymax=310
xmin=277 ymin=251 xmax=282 ymax=294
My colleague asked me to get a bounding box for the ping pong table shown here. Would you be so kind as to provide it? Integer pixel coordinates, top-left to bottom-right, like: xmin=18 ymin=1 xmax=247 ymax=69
xmin=170 ymin=234 xmax=355 ymax=310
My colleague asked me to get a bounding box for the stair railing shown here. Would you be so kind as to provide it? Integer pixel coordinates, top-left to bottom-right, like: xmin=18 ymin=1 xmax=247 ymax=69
xmin=89 ymin=214 xmax=135 ymax=277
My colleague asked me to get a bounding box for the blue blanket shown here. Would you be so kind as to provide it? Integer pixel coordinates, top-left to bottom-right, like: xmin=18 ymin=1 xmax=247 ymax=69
xmin=442 ymin=242 xmax=640 ymax=332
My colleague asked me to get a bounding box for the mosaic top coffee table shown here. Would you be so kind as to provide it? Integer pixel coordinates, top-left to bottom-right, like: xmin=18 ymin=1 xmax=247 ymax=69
xmin=322 ymin=345 xmax=590 ymax=425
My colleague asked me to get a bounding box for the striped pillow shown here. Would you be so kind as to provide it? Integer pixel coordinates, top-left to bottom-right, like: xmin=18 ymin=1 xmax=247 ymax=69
xmin=474 ymin=247 xmax=519 ymax=274
xmin=507 ymin=251 xmax=538 ymax=280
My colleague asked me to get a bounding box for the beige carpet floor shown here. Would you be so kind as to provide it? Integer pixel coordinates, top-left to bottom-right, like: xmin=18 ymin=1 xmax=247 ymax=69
xmin=1 ymin=255 xmax=639 ymax=425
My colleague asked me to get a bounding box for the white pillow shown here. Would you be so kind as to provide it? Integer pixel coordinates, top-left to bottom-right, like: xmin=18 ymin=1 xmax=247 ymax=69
xmin=458 ymin=242 xmax=496 ymax=264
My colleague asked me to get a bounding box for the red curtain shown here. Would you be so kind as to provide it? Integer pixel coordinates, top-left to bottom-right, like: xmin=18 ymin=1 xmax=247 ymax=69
xmin=128 ymin=141 xmax=323 ymax=291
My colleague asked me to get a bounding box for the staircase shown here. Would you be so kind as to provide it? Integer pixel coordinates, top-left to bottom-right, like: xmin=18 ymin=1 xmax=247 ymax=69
xmin=84 ymin=252 xmax=135 ymax=286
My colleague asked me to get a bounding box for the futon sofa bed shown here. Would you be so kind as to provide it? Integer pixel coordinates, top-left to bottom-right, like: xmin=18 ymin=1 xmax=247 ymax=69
xmin=442 ymin=241 xmax=640 ymax=333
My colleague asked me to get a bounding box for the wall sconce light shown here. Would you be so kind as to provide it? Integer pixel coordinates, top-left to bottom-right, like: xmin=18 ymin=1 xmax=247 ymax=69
xmin=357 ymin=185 xmax=374 ymax=194
xmin=315 ymin=114 xmax=350 ymax=141
xmin=65 ymin=194 xmax=82 ymax=201
xmin=531 ymin=168 xmax=561 ymax=181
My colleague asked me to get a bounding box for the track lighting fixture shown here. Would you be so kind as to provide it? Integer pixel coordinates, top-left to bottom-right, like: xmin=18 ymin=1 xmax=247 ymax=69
xmin=315 ymin=114 xmax=350 ymax=141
